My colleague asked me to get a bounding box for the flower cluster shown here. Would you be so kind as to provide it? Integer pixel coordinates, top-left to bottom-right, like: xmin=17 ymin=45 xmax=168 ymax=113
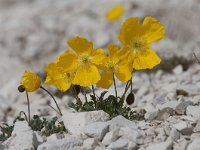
xmin=20 ymin=16 xmax=165 ymax=92
xmin=18 ymin=16 xmax=165 ymax=120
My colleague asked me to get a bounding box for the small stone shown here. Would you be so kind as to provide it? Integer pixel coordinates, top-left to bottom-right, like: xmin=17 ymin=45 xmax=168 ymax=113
xmin=175 ymin=101 xmax=193 ymax=115
xmin=173 ymin=65 xmax=183 ymax=75
xmin=173 ymin=138 xmax=189 ymax=150
xmin=102 ymin=128 xmax=120 ymax=146
xmin=170 ymin=128 xmax=180 ymax=142
xmin=37 ymin=135 xmax=83 ymax=150
xmin=193 ymin=119 xmax=200 ymax=132
xmin=173 ymin=121 xmax=193 ymax=135
xmin=107 ymin=138 xmax=129 ymax=150
xmin=108 ymin=115 xmax=137 ymax=131
xmin=83 ymin=138 xmax=99 ymax=150
xmin=62 ymin=110 xmax=109 ymax=135
xmin=176 ymin=89 xmax=189 ymax=97
xmin=146 ymin=139 xmax=173 ymax=150
xmin=119 ymin=127 xmax=144 ymax=144
xmin=145 ymin=111 xmax=158 ymax=121
xmin=186 ymin=106 xmax=200 ymax=121
xmin=84 ymin=122 xmax=109 ymax=140
xmin=187 ymin=138 xmax=200 ymax=150
xmin=156 ymin=107 xmax=174 ymax=121
xmin=177 ymin=84 xmax=199 ymax=96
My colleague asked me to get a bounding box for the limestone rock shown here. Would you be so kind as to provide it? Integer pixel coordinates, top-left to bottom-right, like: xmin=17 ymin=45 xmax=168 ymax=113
xmin=62 ymin=110 xmax=109 ymax=135
xmin=37 ymin=135 xmax=83 ymax=150
xmin=3 ymin=121 xmax=37 ymax=150
xmin=83 ymin=122 xmax=109 ymax=140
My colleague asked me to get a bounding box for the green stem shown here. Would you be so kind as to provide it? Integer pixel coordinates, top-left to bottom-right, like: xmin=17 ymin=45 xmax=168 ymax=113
xmin=122 ymin=81 xmax=131 ymax=100
xmin=113 ymin=73 xmax=118 ymax=99
xmin=92 ymin=85 xmax=96 ymax=97
xmin=130 ymin=76 xmax=133 ymax=93
xmin=40 ymin=86 xmax=62 ymax=116
xmin=47 ymin=104 xmax=60 ymax=115
xmin=25 ymin=90 xmax=30 ymax=124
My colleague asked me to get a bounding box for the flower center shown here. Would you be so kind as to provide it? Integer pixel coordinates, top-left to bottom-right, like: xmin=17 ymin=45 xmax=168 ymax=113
xmin=129 ymin=37 xmax=147 ymax=53
xmin=63 ymin=72 xmax=73 ymax=82
xmin=105 ymin=61 xmax=118 ymax=72
xmin=79 ymin=54 xmax=92 ymax=64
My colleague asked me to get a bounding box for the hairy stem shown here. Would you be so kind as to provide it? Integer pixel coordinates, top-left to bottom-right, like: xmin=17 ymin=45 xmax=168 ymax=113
xmin=113 ymin=73 xmax=118 ymax=99
xmin=25 ymin=90 xmax=31 ymax=124
xmin=40 ymin=86 xmax=62 ymax=116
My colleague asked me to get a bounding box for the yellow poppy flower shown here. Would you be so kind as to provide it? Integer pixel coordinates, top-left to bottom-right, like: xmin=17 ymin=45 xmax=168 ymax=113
xmin=96 ymin=44 xmax=132 ymax=89
xmin=106 ymin=5 xmax=125 ymax=22
xmin=20 ymin=70 xmax=41 ymax=92
xmin=56 ymin=36 xmax=106 ymax=87
xmin=119 ymin=17 xmax=165 ymax=70
xmin=44 ymin=63 xmax=75 ymax=92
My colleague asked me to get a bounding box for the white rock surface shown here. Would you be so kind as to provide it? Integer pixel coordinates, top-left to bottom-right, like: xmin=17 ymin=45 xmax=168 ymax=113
xmin=83 ymin=138 xmax=99 ymax=150
xmin=146 ymin=139 xmax=173 ymax=150
xmin=102 ymin=128 xmax=120 ymax=146
xmin=107 ymin=138 xmax=129 ymax=150
xmin=186 ymin=106 xmax=200 ymax=120
xmin=62 ymin=111 xmax=109 ymax=135
xmin=3 ymin=121 xmax=37 ymax=150
xmin=119 ymin=127 xmax=144 ymax=144
xmin=37 ymin=135 xmax=83 ymax=150
xmin=83 ymin=122 xmax=109 ymax=140
xmin=107 ymin=115 xmax=137 ymax=131
xmin=187 ymin=138 xmax=200 ymax=150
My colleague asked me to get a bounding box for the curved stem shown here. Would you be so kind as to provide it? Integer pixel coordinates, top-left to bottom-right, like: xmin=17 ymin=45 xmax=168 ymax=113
xmin=113 ymin=73 xmax=118 ymax=99
xmin=25 ymin=90 xmax=30 ymax=124
xmin=40 ymin=86 xmax=62 ymax=116
xmin=122 ymin=81 xmax=131 ymax=100
xmin=47 ymin=104 xmax=60 ymax=114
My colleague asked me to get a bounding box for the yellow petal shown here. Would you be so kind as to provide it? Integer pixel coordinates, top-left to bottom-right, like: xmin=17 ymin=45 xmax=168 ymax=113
xmin=54 ymin=81 xmax=71 ymax=92
xmin=107 ymin=44 xmax=121 ymax=63
xmin=142 ymin=17 xmax=165 ymax=44
xmin=133 ymin=49 xmax=161 ymax=70
xmin=67 ymin=36 xmax=93 ymax=55
xmin=119 ymin=17 xmax=141 ymax=45
xmin=115 ymin=61 xmax=132 ymax=82
xmin=20 ymin=70 xmax=41 ymax=92
xmin=44 ymin=63 xmax=72 ymax=91
xmin=96 ymin=71 xmax=113 ymax=89
xmin=106 ymin=5 xmax=125 ymax=22
xmin=56 ymin=50 xmax=78 ymax=72
xmin=91 ymin=48 xmax=106 ymax=66
xmin=73 ymin=64 xmax=100 ymax=86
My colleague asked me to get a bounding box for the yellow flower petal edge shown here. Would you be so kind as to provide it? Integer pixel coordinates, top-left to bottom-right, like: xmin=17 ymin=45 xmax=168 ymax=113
xmin=56 ymin=50 xmax=78 ymax=72
xmin=44 ymin=63 xmax=73 ymax=92
xmin=73 ymin=64 xmax=100 ymax=86
xmin=118 ymin=17 xmax=140 ymax=45
xmin=118 ymin=16 xmax=164 ymax=70
xmin=20 ymin=70 xmax=41 ymax=92
xmin=96 ymin=71 xmax=113 ymax=89
xmin=142 ymin=17 xmax=165 ymax=44
xmin=67 ymin=36 xmax=93 ymax=55
xmin=106 ymin=5 xmax=125 ymax=22
xmin=91 ymin=48 xmax=106 ymax=66
xmin=133 ymin=49 xmax=161 ymax=70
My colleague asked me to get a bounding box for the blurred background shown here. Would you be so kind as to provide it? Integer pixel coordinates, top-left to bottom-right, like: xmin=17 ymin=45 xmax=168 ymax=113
xmin=0 ymin=0 xmax=200 ymax=123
